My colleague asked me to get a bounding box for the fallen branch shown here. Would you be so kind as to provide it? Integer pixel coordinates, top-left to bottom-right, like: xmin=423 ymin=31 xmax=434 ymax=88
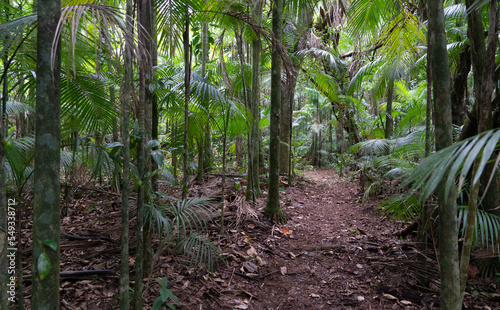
xmin=23 ymin=270 xmax=117 ymax=283
xmin=61 ymin=229 xmax=116 ymax=243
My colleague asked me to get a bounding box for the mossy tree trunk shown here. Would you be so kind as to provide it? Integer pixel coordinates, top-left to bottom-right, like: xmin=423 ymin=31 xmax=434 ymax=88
xmin=31 ymin=0 xmax=62 ymax=307
xmin=265 ymin=0 xmax=285 ymax=223
xmin=246 ymin=0 xmax=263 ymax=202
xmin=428 ymin=0 xmax=461 ymax=308
xmin=459 ymin=0 xmax=498 ymax=304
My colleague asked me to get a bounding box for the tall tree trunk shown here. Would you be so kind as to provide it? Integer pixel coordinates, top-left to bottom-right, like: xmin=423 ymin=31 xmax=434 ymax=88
xmin=197 ymin=21 xmax=209 ymax=182
xmin=459 ymin=0 xmax=498 ymax=303
xmin=140 ymin=0 xmax=155 ymax=277
xmin=119 ymin=0 xmax=133 ymax=306
xmin=265 ymin=0 xmax=285 ymax=223
xmin=0 ymin=1 xmax=9 ymax=304
xmin=385 ymin=78 xmax=394 ymax=139
xmin=246 ymin=0 xmax=263 ymax=201
xmin=0 ymin=51 xmax=7 ymax=310
xmin=220 ymin=110 xmax=230 ymax=234
xmin=428 ymin=0 xmax=461 ymax=308
xmin=462 ymin=0 xmax=500 ymax=216
xmin=31 ymin=0 xmax=61 ymax=308
xmin=133 ymin=0 xmax=151 ymax=306
xmin=182 ymin=6 xmax=191 ymax=200
xmin=425 ymin=48 xmax=432 ymax=157
xmin=450 ymin=46 xmax=471 ymax=126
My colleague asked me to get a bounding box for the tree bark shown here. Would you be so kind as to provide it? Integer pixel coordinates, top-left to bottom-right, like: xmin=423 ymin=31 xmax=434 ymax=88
xmin=385 ymin=78 xmax=394 ymax=139
xmin=459 ymin=0 xmax=498 ymax=303
xmin=265 ymin=0 xmax=285 ymax=223
xmin=197 ymin=21 xmax=209 ymax=182
xmin=140 ymin=0 xmax=154 ymax=277
xmin=182 ymin=7 xmax=191 ymax=200
xmin=31 ymin=0 xmax=61 ymax=308
xmin=425 ymin=47 xmax=432 ymax=157
xmin=246 ymin=0 xmax=263 ymax=201
xmin=119 ymin=0 xmax=133 ymax=307
xmin=428 ymin=0 xmax=461 ymax=308
xmin=0 ymin=59 xmax=8 ymax=310
xmin=450 ymin=46 xmax=471 ymax=126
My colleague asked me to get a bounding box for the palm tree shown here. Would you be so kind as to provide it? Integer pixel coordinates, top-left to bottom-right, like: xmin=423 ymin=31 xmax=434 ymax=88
xmin=31 ymin=0 xmax=62 ymax=308
xmin=265 ymin=0 xmax=286 ymax=223
xmin=426 ymin=0 xmax=459 ymax=307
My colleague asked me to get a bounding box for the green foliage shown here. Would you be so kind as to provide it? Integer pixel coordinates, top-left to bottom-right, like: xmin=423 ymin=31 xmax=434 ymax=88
xmin=458 ymin=206 xmax=500 ymax=254
xmin=152 ymin=193 xmax=223 ymax=271
xmin=380 ymin=194 xmax=422 ymax=222
xmin=403 ymin=128 xmax=500 ymax=203
xmin=152 ymin=278 xmax=179 ymax=310
xmin=37 ymin=253 xmax=51 ymax=280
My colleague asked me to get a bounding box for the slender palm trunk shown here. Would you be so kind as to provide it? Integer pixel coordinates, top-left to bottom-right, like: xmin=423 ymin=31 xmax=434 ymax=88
xmin=182 ymin=6 xmax=191 ymax=200
xmin=459 ymin=0 xmax=498 ymax=303
xmin=425 ymin=48 xmax=432 ymax=157
xmin=133 ymin=0 xmax=150 ymax=307
xmin=119 ymin=0 xmax=133 ymax=307
xmin=140 ymin=0 xmax=154 ymax=277
xmin=246 ymin=0 xmax=263 ymax=201
xmin=0 ymin=60 xmax=7 ymax=310
xmin=428 ymin=0 xmax=460 ymax=308
xmin=385 ymin=78 xmax=394 ymax=139
xmin=220 ymin=110 xmax=230 ymax=234
xmin=197 ymin=21 xmax=208 ymax=183
xmin=265 ymin=0 xmax=285 ymax=223
xmin=31 ymin=0 xmax=62 ymax=308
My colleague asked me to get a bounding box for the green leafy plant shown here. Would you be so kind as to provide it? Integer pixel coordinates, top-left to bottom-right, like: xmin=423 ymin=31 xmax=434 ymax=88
xmin=149 ymin=194 xmax=224 ymax=271
xmin=152 ymin=277 xmax=179 ymax=310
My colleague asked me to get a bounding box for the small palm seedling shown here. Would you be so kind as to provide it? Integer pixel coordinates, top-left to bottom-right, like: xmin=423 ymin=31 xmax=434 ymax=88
xmin=150 ymin=193 xmax=224 ymax=271
xmin=152 ymin=277 xmax=179 ymax=310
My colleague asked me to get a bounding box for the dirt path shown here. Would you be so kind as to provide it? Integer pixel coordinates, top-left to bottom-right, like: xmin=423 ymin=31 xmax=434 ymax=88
xmin=177 ymin=169 xmax=427 ymax=310
xmin=18 ymin=169 xmax=499 ymax=309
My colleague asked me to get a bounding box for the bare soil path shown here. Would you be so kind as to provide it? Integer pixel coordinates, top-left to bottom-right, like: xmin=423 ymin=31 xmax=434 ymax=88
xmin=17 ymin=169 xmax=499 ymax=309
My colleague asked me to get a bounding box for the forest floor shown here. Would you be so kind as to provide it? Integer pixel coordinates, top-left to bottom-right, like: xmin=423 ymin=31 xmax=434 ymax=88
xmin=16 ymin=169 xmax=500 ymax=309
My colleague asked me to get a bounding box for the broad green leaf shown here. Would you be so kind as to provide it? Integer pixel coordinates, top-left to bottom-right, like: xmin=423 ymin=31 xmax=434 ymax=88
xmin=37 ymin=253 xmax=51 ymax=280
xmin=152 ymin=297 xmax=164 ymax=310
xmin=44 ymin=240 xmax=58 ymax=251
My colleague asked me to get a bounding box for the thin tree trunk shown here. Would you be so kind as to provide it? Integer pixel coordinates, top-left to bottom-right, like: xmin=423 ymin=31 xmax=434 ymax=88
xmin=132 ymin=0 xmax=150 ymax=306
xmin=182 ymin=6 xmax=191 ymax=200
xmin=197 ymin=21 xmax=209 ymax=182
xmin=246 ymin=0 xmax=263 ymax=201
xmin=425 ymin=48 xmax=432 ymax=157
xmin=459 ymin=0 xmax=498 ymax=303
xmin=141 ymin=0 xmax=155 ymax=276
xmin=385 ymin=78 xmax=394 ymax=139
xmin=428 ymin=0 xmax=461 ymax=308
xmin=31 ymin=0 xmax=61 ymax=308
xmin=265 ymin=0 xmax=285 ymax=223
xmin=119 ymin=0 xmax=133 ymax=306
xmin=220 ymin=110 xmax=230 ymax=234
xmin=0 ymin=55 xmax=8 ymax=310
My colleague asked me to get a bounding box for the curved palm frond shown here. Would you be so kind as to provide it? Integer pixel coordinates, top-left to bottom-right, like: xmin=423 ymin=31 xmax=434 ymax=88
xmin=177 ymin=232 xmax=223 ymax=271
xmin=403 ymin=128 xmax=500 ymax=203
xmin=458 ymin=206 xmax=500 ymax=254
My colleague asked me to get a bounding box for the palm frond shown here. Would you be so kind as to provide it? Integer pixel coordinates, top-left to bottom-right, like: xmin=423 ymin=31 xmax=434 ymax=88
xmin=177 ymin=232 xmax=223 ymax=271
xmin=403 ymin=128 xmax=500 ymax=203
xmin=458 ymin=205 xmax=500 ymax=255
xmin=380 ymin=194 xmax=422 ymax=222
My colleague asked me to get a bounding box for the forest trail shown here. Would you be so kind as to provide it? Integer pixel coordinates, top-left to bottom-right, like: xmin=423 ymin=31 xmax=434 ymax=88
xmin=19 ymin=169 xmax=498 ymax=309
xmin=196 ymin=169 xmax=421 ymax=310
